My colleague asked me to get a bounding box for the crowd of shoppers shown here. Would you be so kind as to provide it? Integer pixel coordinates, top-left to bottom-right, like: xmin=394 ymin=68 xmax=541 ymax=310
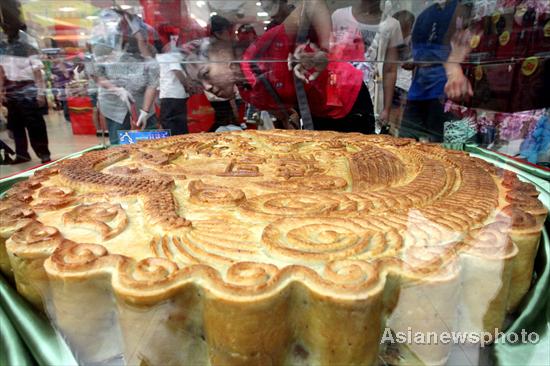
xmin=0 ymin=0 xmax=479 ymax=166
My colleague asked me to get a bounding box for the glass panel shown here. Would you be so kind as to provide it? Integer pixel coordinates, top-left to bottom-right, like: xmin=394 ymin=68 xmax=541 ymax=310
xmin=0 ymin=2 xmax=548 ymax=366
xmin=1 ymin=0 xmax=549 ymax=175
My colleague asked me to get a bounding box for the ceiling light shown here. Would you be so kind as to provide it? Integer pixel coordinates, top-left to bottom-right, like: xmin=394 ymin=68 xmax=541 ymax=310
xmin=263 ymin=20 xmax=270 ymax=24
xmin=59 ymin=7 xmax=76 ymax=12
xmin=120 ymin=5 xmax=132 ymax=10
xmin=197 ymin=1 xmax=206 ymax=7
xmin=257 ymin=12 xmax=268 ymax=17
xmin=256 ymin=2 xmax=262 ymax=6
xmin=210 ymin=12 xmax=217 ymax=16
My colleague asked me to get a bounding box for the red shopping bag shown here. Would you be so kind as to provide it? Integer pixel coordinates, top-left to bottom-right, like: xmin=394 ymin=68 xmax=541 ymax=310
xmin=67 ymin=96 xmax=96 ymax=135
xmin=187 ymin=93 xmax=215 ymax=133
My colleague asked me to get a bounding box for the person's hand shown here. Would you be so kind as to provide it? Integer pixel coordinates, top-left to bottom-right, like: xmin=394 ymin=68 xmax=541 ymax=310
xmin=444 ymin=64 xmax=473 ymax=101
xmin=182 ymin=77 xmax=204 ymax=95
xmin=284 ymin=109 xmax=300 ymax=130
xmin=136 ymin=109 xmax=148 ymax=130
xmin=378 ymin=108 xmax=390 ymax=126
xmin=112 ymin=87 xmax=135 ymax=111
xmin=291 ymin=42 xmax=328 ymax=83
xmin=402 ymin=62 xmax=415 ymax=71
xmin=272 ymin=108 xmax=300 ymax=129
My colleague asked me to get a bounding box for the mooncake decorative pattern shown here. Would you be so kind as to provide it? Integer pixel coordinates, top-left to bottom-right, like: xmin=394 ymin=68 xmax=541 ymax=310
xmin=0 ymin=130 xmax=546 ymax=366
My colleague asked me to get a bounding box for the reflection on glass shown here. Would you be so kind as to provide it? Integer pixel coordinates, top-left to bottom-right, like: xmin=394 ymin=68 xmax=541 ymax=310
xmin=0 ymin=0 xmax=548 ymax=168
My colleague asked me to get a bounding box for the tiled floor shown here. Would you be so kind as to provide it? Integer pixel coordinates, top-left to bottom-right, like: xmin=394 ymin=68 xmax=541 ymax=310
xmin=0 ymin=110 xmax=105 ymax=179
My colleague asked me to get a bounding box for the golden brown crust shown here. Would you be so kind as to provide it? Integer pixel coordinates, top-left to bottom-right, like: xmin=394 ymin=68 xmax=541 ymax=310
xmin=188 ymin=180 xmax=245 ymax=206
xmin=0 ymin=203 xmax=35 ymax=228
xmin=2 ymin=130 xmax=547 ymax=364
xmin=7 ymin=220 xmax=64 ymax=256
xmin=501 ymin=171 xmax=540 ymax=196
xmin=2 ymin=131 xmax=546 ymax=297
xmin=463 ymin=222 xmax=516 ymax=257
xmin=31 ymin=186 xmax=76 ymax=211
xmin=497 ymin=205 xmax=538 ymax=230
xmin=62 ymin=203 xmax=128 ymax=240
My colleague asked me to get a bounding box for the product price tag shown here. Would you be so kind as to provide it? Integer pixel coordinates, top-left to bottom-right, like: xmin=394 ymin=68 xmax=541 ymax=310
xmin=118 ymin=130 xmax=171 ymax=144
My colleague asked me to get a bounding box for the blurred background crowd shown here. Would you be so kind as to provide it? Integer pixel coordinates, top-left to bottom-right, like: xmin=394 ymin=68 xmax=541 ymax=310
xmin=0 ymin=0 xmax=548 ymax=172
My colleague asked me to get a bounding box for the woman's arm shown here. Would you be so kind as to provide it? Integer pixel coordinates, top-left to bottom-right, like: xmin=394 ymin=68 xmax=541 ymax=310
xmin=141 ymin=85 xmax=157 ymax=113
xmin=136 ymin=85 xmax=158 ymax=129
xmin=381 ymin=45 xmax=398 ymax=123
xmin=283 ymin=0 xmax=331 ymax=51
xmin=283 ymin=0 xmax=332 ymax=81
xmin=443 ymin=1 xmax=474 ymax=100
xmin=96 ymin=76 xmax=117 ymax=90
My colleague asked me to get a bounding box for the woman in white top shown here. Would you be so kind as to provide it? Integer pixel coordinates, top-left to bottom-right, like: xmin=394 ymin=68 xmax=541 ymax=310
xmin=332 ymin=0 xmax=403 ymax=126
xmin=157 ymin=34 xmax=194 ymax=135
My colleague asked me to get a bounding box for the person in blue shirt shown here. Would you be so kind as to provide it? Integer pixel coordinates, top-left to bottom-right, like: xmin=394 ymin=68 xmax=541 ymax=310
xmin=399 ymin=0 xmax=473 ymax=142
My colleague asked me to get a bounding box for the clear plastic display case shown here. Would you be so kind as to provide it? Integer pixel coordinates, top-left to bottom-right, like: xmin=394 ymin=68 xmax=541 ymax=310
xmin=0 ymin=1 xmax=549 ymax=366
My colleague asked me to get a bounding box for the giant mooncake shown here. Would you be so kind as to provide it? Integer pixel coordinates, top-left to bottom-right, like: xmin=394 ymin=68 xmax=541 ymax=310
xmin=0 ymin=130 xmax=546 ymax=365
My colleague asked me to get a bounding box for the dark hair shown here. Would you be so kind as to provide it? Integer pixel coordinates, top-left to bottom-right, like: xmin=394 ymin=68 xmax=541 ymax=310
xmin=393 ymin=10 xmax=415 ymax=28
xmin=209 ymin=15 xmax=232 ymax=36
xmin=0 ymin=0 xmax=24 ymax=41
xmin=237 ymin=24 xmax=255 ymax=34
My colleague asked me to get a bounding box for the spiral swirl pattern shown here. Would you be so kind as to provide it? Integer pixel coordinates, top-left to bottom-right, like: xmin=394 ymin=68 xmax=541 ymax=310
xmin=63 ymin=203 xmax=128 ymax=239
xmin=501 ymin=172 xmax=539 ymax=196
xmin=32 ymin=187 xmax=76 ymax=211
xmin=463 ymin=222 xmax=515 ymax=257
xmin=11 ymin=220 xmax=62 ymax=247
xmin=0 ymin=130 xmax=544 ymax=323
xmin=323 ymin=259 xmax=377 ymax=288
xmin=130 ymin=258 xmax=179 ymax=283
xmin=262 ymin=217 xmax=377 ymax=263
xmin=496 ymin=205 xmax=538 ymax=230
xmin=0 ymin=204 xmax=35 ymax=227
xmin=226 ymin=262 xmax=278 ymax=288
xmin=50 ymin=241 xmax=109 ymax=271
xmin=188 ymin=180 xmax=245 ymax=206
